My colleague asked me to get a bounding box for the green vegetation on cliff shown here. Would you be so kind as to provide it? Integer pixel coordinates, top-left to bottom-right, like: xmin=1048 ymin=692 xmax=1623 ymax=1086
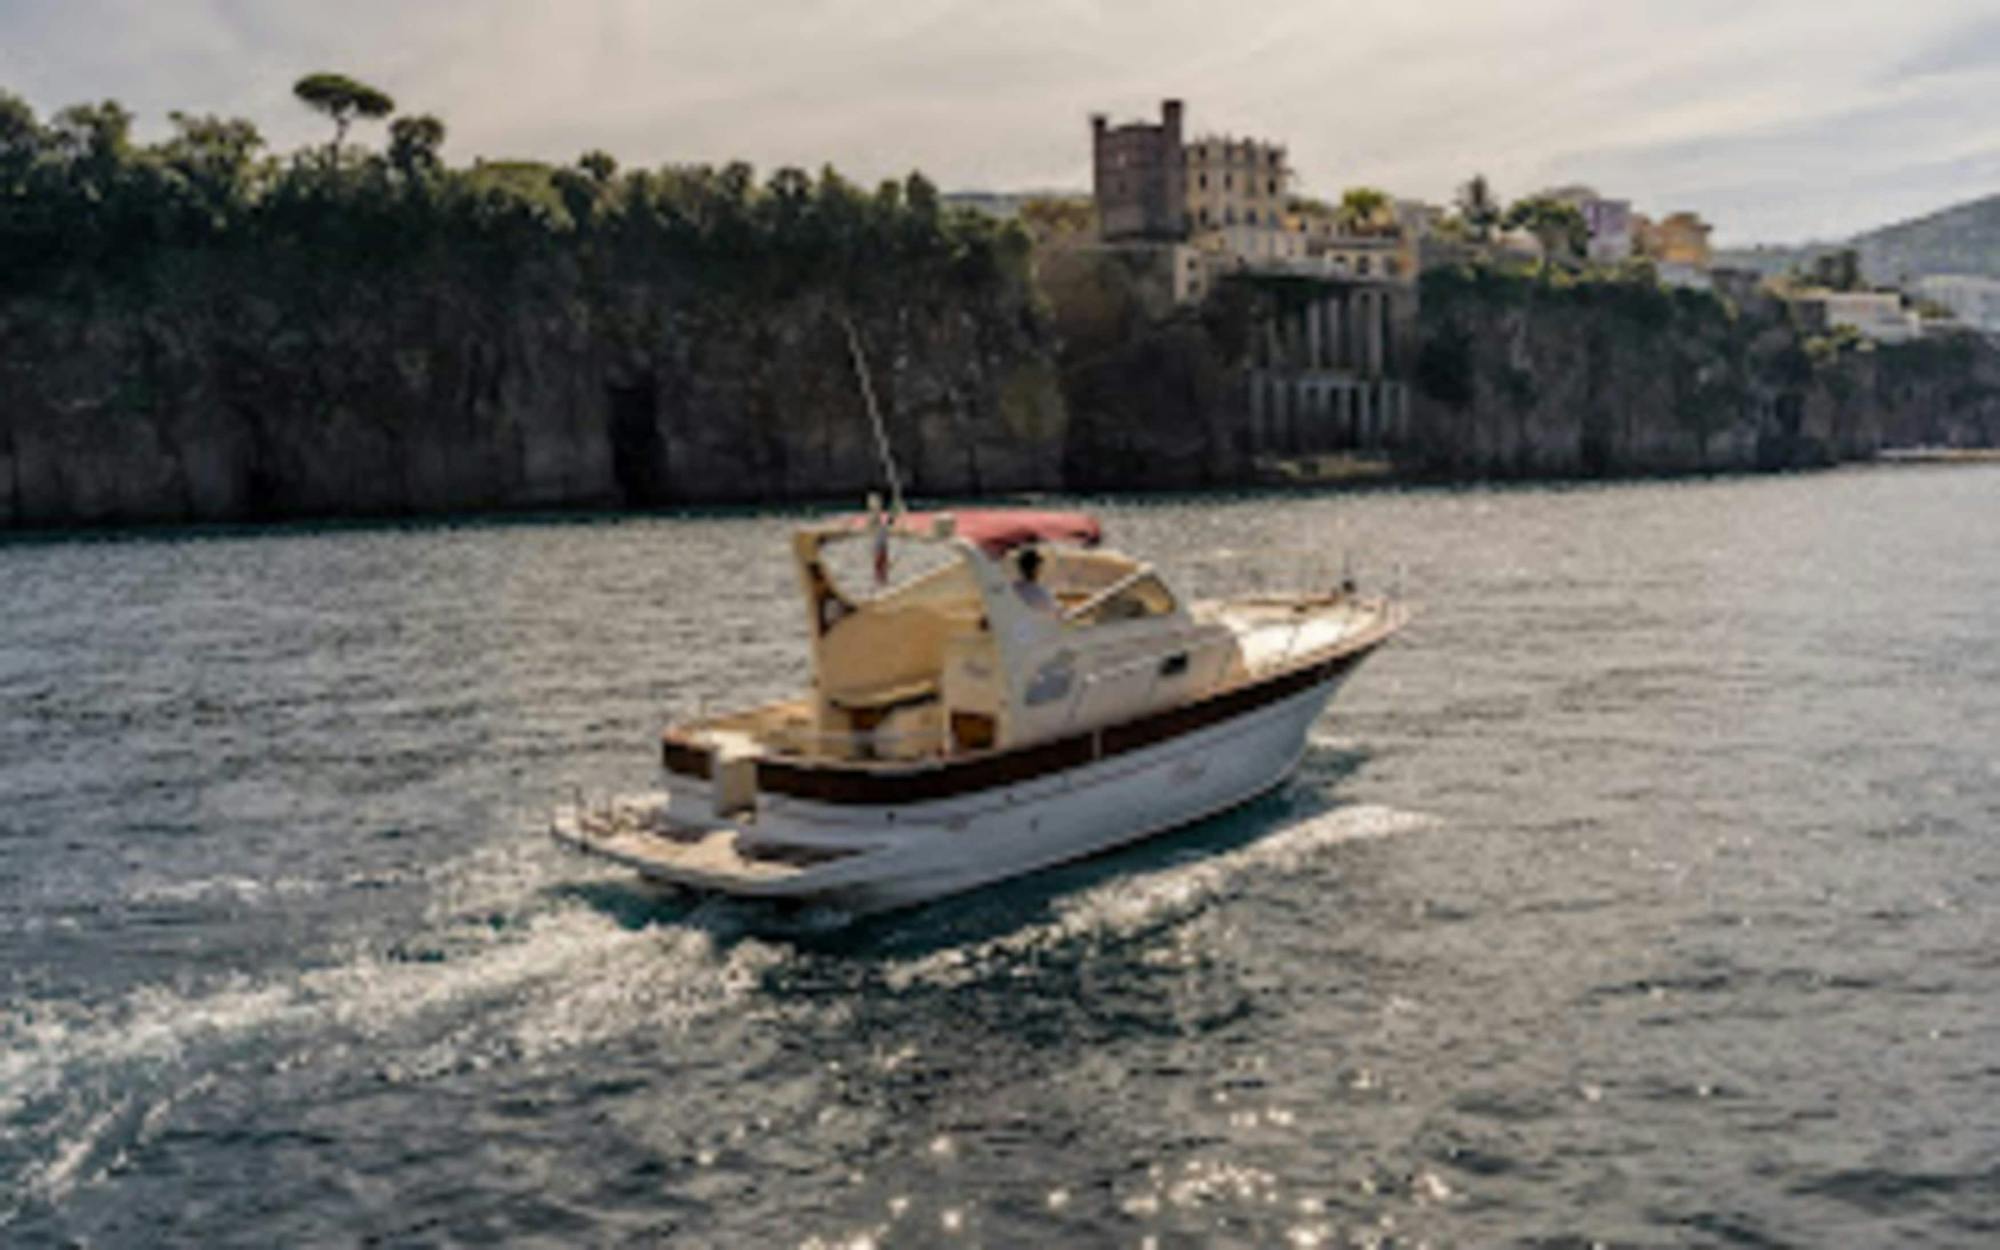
xmin=0 ymin=82 xmax=1028 ymax=303
xmin=0 ymin=80 xmax=1062 ymax=527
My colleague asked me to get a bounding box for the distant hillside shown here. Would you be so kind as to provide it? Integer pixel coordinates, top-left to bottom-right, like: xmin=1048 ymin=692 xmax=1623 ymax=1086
xmin=1716 ymin=190 xmax=2000 ymax=284
xmin=1852 ymin=192 xmax=2000 ymax=282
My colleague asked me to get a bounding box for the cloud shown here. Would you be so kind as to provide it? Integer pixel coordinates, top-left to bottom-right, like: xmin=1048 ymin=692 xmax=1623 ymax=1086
xmin=1893 ymin=11 xmax=2000 ymax=80
xmin=1 ymin=0 xmax=1995 ymax=241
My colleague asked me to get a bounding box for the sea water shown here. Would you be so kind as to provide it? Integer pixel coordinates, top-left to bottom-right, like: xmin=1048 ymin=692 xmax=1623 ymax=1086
xmin=3 ymin=466 xmax=1998 ymax=1246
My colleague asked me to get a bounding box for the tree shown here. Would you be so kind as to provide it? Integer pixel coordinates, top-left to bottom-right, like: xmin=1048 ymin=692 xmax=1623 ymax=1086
xmin=1018 ymin=195 xmax=1094 ymax=243
xmin=162 ymin=111 xmax=266 ymax=230
xmin=1457 ymin=174 xmax=1500 ymax=243
xmin=904 ymin=171 xmax=940 ymax=222
xmin=1808 ymin=248 xmax=1862 ymax=292
xmin=578 ymin=149 xmax=618 ymax=184
xmin=0 ymin=90 xmax=40 ymax=166
xmin=1336 ymin=186 xmax=1393 ymax=235
xmin=1505 ymin=196 xmax=1588 ymax=273
xmin=292 ymin=73 xmax=395 ymax=163
xmin=48 ymin=100 xmax=135 ymax=169
xmin=387 ymin=114 xmax=446 ymax=179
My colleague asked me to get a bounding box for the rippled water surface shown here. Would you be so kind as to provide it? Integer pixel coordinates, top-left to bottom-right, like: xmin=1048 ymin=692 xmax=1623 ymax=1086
xmin=4 ymin=467 xmax=1998 ymax=1247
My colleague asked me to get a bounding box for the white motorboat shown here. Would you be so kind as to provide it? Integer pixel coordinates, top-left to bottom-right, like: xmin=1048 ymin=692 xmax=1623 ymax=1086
xmin=552 ymin=508 xmax=1405 ymax=913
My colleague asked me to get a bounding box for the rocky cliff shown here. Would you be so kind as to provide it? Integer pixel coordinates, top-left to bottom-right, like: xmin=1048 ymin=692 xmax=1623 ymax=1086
xmin=7 ymin=249 xmax=1996 ymax=533
xmin=1404 ymin=265 xmax=2000 ymax=479
xmin=0 ymin=254 xmax=1064 ymax=529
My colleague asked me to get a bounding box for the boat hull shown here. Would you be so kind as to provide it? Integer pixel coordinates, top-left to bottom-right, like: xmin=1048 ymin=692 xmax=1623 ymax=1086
xmin=554 ymin=665 xmax=1356 ymax=913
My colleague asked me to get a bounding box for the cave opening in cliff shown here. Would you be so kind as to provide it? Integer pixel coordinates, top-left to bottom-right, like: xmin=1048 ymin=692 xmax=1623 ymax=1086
xmin=606 ymin=377 xmax=666 ymax=506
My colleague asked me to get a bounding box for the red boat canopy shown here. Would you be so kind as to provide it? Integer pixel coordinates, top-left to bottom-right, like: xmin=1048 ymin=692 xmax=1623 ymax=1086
xmin=843 ymin=509 xmax=1103 ymax=558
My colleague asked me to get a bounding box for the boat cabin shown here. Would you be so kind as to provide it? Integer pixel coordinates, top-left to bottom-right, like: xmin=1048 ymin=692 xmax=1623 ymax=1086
xmin=693 ymin=510 xmax=1246 ymax=768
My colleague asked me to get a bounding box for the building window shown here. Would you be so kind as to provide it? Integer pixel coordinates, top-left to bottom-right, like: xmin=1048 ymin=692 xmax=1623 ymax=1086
xmin=1199 ymin=174 xmax=1207 ymax=190
xmin=1358 ymin=257 xmax=1371 ymax=276
xmin=1225 ymin=207 xmax=1235 ymax=225
xmin=1268 ymin=179 xmax=1277 ymax=195
xmin=1224 ymin=174 xmax=1233 ymax=190
xmin=1247 ymin=209 xmax=1258 ymax=225
xmin=1199 ymin=206 xmax=1210 ymax=225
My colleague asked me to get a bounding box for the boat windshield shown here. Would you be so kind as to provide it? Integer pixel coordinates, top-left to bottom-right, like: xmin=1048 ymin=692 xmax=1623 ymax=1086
xmin=1067 ymin=571 xmax=1178 ymax=627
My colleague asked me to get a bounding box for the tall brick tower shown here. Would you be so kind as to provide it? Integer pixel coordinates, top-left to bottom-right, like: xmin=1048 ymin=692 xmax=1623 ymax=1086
xmin=1091 ymin=99 xmax=1188 ymax=242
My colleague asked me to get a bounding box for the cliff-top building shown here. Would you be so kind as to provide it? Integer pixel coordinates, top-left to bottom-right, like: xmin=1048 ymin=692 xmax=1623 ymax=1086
xmin=1541 ymin=185 xmax=1635 ymax=263
xmin=1184 ymin=135 xmax=1291 ymax=231
xmin=1081 ymin=99 xmax=1413 ymax=457
xmin=1087 ymin=99 xmax=1417 ymax=298
xmin=1638 ymin=211 xmax=1714 ymax=268
xmin=1792 ymin=290 xmax=1922 ymax=344
xmin=1914 ymin=274 xmax=2000 ymax=334
xmin=1091 ymin=100 xmax=1187 ymax=241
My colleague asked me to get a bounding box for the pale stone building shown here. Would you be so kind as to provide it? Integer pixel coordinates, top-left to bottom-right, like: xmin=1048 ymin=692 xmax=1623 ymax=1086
xmin=1637 ymin=211 xmax=1714 ymax=268
xmin=1913 ymin=275 xmax=2000 ymax=333
xmin=1241 ymin=285 xmax=1412 ymax=457
xmin=1182 ymin=135 xmax=1291 ymax=232
xmin=1542 ymin=185 xmax=1635 ymax=263
xmin=1793 ymin=291 xmax=1922 ymax=344
xmin=1085 ymin=99 xmax=1413 ymax=454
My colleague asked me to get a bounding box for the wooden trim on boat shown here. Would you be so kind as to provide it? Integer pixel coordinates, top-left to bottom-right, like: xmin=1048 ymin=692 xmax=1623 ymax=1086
xmin=721 ymin=612 xmax=1400 ymax=808
xmin=662 ymin=738 xmax=712 ymax=780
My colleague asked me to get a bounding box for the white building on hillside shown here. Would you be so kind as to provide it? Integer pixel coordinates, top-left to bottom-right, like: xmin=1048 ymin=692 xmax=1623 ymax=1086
xmin=1913 ymin=275 xmax=2000 ymax=333
xmin=1795 ymin=291 xmax=1922 ymax=344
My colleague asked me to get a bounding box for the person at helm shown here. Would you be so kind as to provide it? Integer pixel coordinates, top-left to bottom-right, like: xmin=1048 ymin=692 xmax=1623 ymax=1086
xmin=1013 ymin=547 xmax=1057 ymax=614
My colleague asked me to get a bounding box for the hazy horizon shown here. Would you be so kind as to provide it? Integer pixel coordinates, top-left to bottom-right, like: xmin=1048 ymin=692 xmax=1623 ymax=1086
xmin=4 ymin=0 xmax=1999 ymax=246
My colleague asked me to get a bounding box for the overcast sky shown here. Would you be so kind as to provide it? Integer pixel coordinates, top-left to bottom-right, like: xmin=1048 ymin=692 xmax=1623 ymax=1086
xmin=4 ymin=0 xmax=1998 ymax=244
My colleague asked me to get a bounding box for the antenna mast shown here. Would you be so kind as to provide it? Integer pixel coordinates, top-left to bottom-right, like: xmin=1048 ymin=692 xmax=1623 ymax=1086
xmin=840 ymin=313 xmax=905 ymax=517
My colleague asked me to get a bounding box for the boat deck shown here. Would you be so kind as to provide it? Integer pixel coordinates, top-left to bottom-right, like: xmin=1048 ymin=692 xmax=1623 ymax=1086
xmin=553 ymin=795 xmax=816 ymax=887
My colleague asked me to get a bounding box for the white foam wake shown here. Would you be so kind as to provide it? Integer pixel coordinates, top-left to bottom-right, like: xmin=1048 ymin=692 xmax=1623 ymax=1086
xmin=0 ymin=842 xmax=783 ymax=1219
xmin=886 ymin=802 xmax=1430 ymax=991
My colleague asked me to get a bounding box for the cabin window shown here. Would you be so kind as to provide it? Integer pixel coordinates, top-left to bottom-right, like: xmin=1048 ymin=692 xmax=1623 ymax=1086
xmin=1071 ymin=573 xmax=1177 ymax=627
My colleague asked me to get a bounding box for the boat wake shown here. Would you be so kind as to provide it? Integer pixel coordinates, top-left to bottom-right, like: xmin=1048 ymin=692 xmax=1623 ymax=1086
xmin=0 ymin=841 xmax=783 ymax=1224
xmin=881 ymin=801 xmax=1430 ymax=992
xmin=2 ymin=799 xmax=1427 ymax=1226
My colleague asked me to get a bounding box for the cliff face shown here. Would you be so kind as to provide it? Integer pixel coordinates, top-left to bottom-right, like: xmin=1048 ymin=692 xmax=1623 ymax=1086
xmin=1404 ymin=268 xmax=1998 ymax=479
xmin=7 ymin=248 xmax=1995 ymax=532
xmin=1038 ymin=246 xmax=1248 ymax=491
xmin=0 ymin=254 xmax=1064 ymax=528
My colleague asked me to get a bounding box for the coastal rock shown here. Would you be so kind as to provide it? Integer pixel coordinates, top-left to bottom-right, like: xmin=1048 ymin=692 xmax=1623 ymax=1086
xmin=1403 ymin=267 xmax=1994 ymax=479
xmin=0 ymin=257 xmax=1063 ymax=528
